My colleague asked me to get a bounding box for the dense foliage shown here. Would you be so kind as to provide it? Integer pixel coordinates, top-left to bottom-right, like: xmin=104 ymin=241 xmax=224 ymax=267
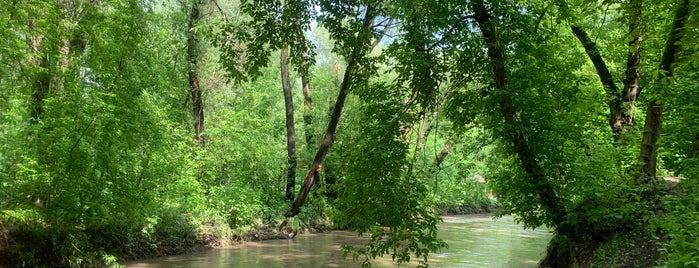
xmin=0 ymin=0 xmax=696 ymax=267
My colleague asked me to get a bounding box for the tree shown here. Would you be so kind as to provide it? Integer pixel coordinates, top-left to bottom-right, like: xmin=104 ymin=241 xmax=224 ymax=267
xmin=470 ymin=0 xmax=566 ymax=226
xmin=214 ymin=0 xmax=316 ymax=201
xmin=281 ymin=46 xmax=297 ymax=200
xmin=636 ymin=0 xmax=691 ymax=183
xmin=187 ymin=0 xmax=206 ymax=145
xmin=568 ymin=0 xmax=643 ymax=143
xmin=2 ymin=0 xmax=696 ymax=266
xmin=301 ymin=64 xmax=314 ymax=146
xmin=285 ymin=2 xmax=382 ymax=218
xmin=1 ymin=0 xmax=210 ymax=265
xmin=26 ymin=0 xmax=92 ymax=123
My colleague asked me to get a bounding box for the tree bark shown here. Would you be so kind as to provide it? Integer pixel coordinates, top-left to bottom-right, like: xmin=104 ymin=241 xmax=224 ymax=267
xmin=638 ymin=100 xmax=663 ymax=182
xmin=407 ymin=115 xmax=429 ymax=178
xmin=188 ymin=0 xmax=205 ymax=145
xmin=300 ymin=69 xmax=323 ymax=199
xmin=28 ymin=0 xmax=78 ymax=123
xmin=428 ymin=130 xmax=464 ymax=175
xmin=472 ymin=0 xmax=565 ymax=226
xmin=285 ymin=6 xmax=378 ymax=218
xmin=301 ymin=73 xmax=313 ymax=146
xmin=569 ymin=0 xmax=644 ymax=143
xmin=691 ymin=133 xmax=699 ymax=160
xmin=26 ymin=14 xmax=50 ymax=123
xmin=571 ymin=25 xmax=630 ymax=142
xmin=433 ymin=138 xmax=455 ymax=171
xmin=636 ymin=0 xmax=690 ymax=183
xmin=281 ymin=46 xmax=298 ymax=201
xmin=285 ymin=59 xmax=355 ymax=217
xmin=622 ymin=0 xmax=643 ymax=102
xmin=30 ymin=54 xmax=50 ymax=123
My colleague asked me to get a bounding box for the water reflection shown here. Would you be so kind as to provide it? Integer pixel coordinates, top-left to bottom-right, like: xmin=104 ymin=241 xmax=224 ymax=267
xmin=127 ymin=215 xmax=551 ymax=268
xmin=431 ymin=215 xmax=550 ymax=267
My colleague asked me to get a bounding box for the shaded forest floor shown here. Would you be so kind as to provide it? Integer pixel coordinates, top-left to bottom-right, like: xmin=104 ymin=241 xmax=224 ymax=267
xmin=541 ymin=179 xmax=691 ymax=268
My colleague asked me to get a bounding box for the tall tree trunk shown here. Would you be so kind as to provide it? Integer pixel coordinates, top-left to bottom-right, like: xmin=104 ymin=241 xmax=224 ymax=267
xmin=637 ymin=100 xmax=664 ymax=182
xmin=407 ymin=114 xmax=428 ymax=178
xmin=281 ymin=46 xmax=298 ymax=201
xmin=571 ymin=26 xmax=629 ymax=142
xmin=285 ymin=6 xmax=378 ymax=218
xmin=54 ymin=0 xmax=79 ymax=94
xmin=28 ymin=6 xmax=75 ymax=123
xmin=691 ymin=133 xmax=699 ymax=160
xmin=301 ymin=74 xmax=313 ymax=146
xmin=27 ymin=17 xmax=50 ymax=123
xmin=472 ymin=0 xmax=565 ymax=226
xmin=285 ymin=57 xmax=357 ymax=217
xmin=300 ymin=68 xmax=324 ymax=198
xmin=622 ymin=0 xmax=643 ymax=103
xmin=30 ymin=55 xmax=50 ymax=123
xmin=636 ymin=0 xmax=690 ymax=183
xmin=188 ymin=0 xmax=205 ymax=145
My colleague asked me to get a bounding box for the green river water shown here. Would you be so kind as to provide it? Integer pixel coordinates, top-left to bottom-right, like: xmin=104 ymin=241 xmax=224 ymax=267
xmin=127 ymin=215 xmax=551 ymax=268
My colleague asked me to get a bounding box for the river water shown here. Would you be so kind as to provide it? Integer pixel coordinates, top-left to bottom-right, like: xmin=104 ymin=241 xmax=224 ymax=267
xmin=127 ymin=215 xmax=551 ymax=268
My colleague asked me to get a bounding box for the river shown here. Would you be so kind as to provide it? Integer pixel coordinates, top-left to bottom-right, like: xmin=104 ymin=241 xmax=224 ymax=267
xmin=126 ymin=215 xmax=551 ymax=267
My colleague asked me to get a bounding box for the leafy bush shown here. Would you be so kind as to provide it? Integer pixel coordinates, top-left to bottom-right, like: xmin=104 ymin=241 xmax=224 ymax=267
xmin=653 ymin=177 xmax=699 ymax=267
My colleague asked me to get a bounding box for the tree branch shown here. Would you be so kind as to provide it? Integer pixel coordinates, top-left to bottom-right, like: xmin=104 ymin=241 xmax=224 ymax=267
xmin=622 ymin=0 xmax=643 ymax=102
xmin=370 ymin=17 xmax=391 ymax=50
xmin=636 ymin=0 xmax=690 ymax=183
xmin=472 ymin=0 xmax=565 ymax=226
xmin=209 ymin=0 xmax=229 ymax=24
xmin=284 ymin=5 xmax=379 ymax=219
xmin=571 ymin=25 xmax=630 ymax=140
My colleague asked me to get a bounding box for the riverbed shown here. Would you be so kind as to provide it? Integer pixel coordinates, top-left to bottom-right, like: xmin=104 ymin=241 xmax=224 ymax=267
xmin=127 ymin=215 xmax=551 ymax=267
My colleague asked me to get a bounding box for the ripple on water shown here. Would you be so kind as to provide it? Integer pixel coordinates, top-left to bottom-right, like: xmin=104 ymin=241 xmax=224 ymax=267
xmin=127 ymin=215 xmax=552 ymax=268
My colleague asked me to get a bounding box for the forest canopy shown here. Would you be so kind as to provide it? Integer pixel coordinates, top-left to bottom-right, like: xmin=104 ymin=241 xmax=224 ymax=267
xmin=0 ymin=0 xmax=697 ymax=267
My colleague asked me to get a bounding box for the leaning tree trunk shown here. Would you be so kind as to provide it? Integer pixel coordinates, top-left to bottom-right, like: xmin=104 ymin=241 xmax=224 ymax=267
xmin=636 ymin=0 xmax=690 ymax=183
xmin=285 ymin=60 xmax=355 ymax=217
xmin=407 ymin=114 xmax=429 ymax=178
xmin=187 ymin=0 xmax=205 ymax=145
xmin=571 ymin=26 xmax=629 ymax=142
xmin=472 ymin=0 xmax=565 ymax=226
xmin=284 ymin=6 xmax=378 ymax=218
xmin=430 ymin=134 xmax=457 ymax=173
xmin=427 ymin=129 xmax=464 ymax=192
xmin=299 ymin=64 xmax=325 ymax=198
xmin=428 ymin=125 xmax=475 ymax=176
xmin=570 ymin=0 xmax=642 ymax=143
xmin=281 ymin=46 xmax=298 ymax=201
